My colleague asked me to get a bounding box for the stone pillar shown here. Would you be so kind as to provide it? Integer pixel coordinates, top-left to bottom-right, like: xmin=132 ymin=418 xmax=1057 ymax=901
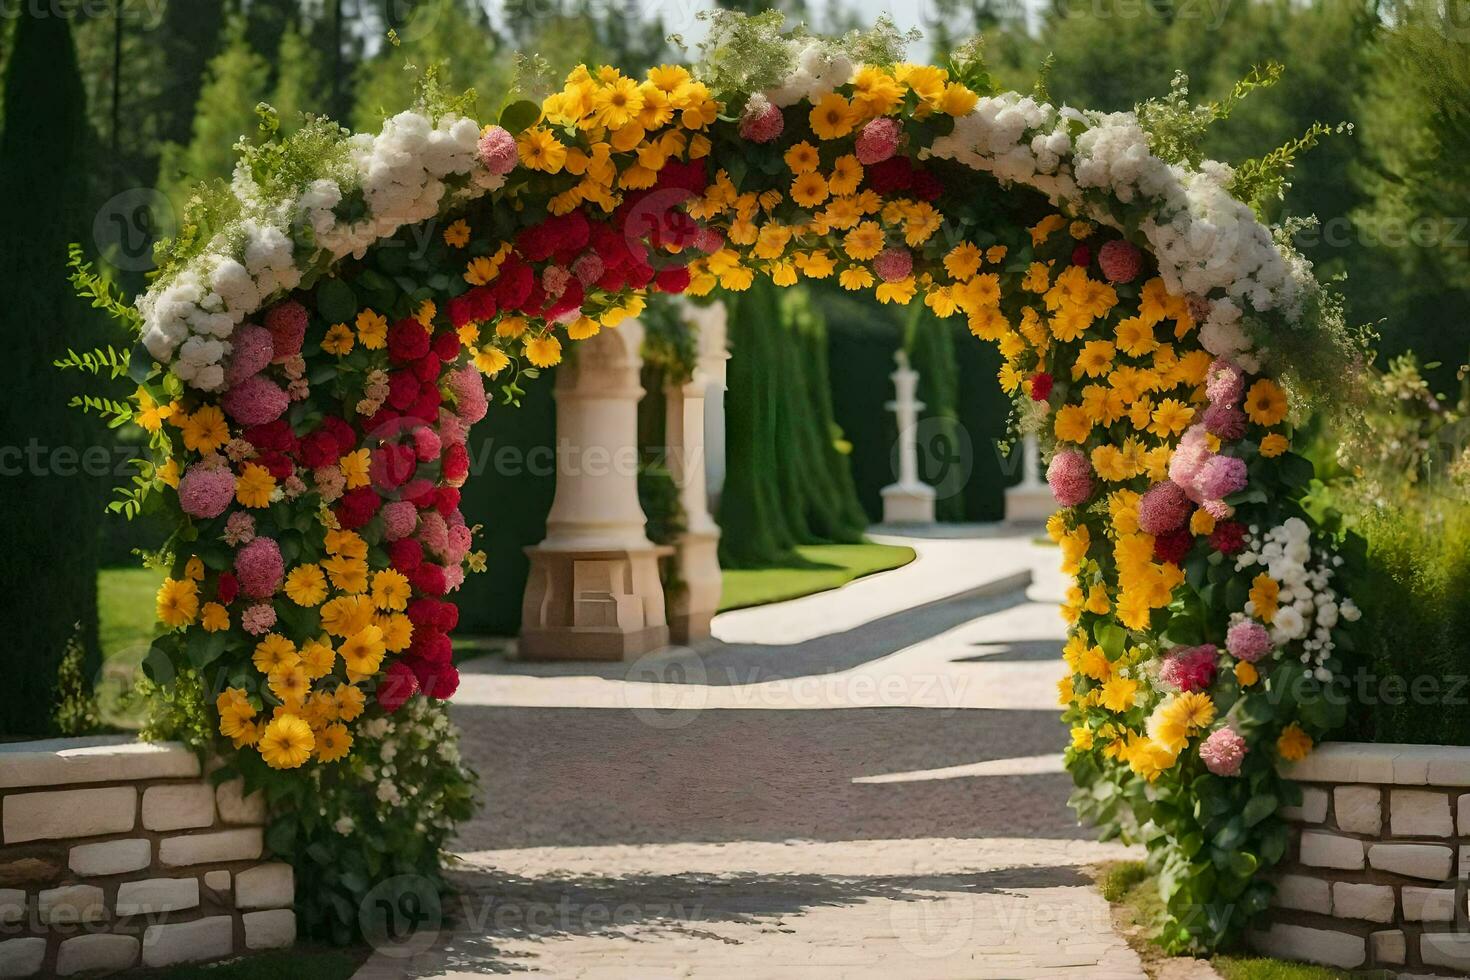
xmin=1004 ymin=433 xmax=1056 ymax=523
xmin=519 ymin=320 xmax=671 ymax=661
xmin=664 ymin=301 xmax=728 ymax=645
xmin=880 ymin=350 xmax=936 ymax=525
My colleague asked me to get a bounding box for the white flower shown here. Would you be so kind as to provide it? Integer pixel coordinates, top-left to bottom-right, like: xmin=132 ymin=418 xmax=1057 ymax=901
xmin=1272 ymin=605 xmax=1306 ymax=642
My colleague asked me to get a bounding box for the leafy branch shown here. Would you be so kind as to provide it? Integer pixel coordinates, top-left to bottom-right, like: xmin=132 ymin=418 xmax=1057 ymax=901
xmin=67 ymin=243 xmax=142 ymax=334
xmin=54 ymin=344 xmax=130 ymax=380
xmin=1233 ymin=120 xmax=1354 ymax=216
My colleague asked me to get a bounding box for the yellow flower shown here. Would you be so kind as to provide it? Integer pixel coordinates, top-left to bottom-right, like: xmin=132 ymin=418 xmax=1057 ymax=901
xmin=1113 ymin=316 xmax=1158 ymax=357
xmin=156 ymin=578 xmax=198 ymax=628
xmin=268 ymin=663 xmax=310 ymax=704
xmin=157 ymin=458 xmax=181 ymax=488
xmin=299 ymin=636 xmax=336 ymax=680
xmin=1235 ymin=661 xmax=1259 ymax=686
xmin=1172 ymin=690 xmax=1217 ymax=730
xmin=851 ymin=65 xmax=904 ymax=117
xmin=235 ymin=464 xmax=276 ymax=509
xmin=475 ymin=345 xmax=510 ymax=377
xmin=1070 ymin=726 xmax=1095 ymax=751
xmin=1091 ymin=445 xmax=1130 ymax=483
xmin=809 ymin=92 xmax=857 ymax=139
xmin=356 ymin=309 xmax=388 ymax=349
xmin=1245 ymin=379 xmax=1289 ymax=426
xmin=875 ymin=277 xmax=916 ymax=304
xmin=1260 ymin=433 xmax=1289 ymax=458
xmin=377 ymin=612 xmax=414 ymax=652
xmin=784 ymin=141 xmax=819 ymax=174
xmin=322 ymin=323 xmax=355 ymax=356
xmin=770 ymin=260 xmax=798 ymax=287
xmin=1030 ymin=214 xmax=1066 ymax=246
xmin=843 ymin=221 xmax=884 ymax=261
xmin=321 ymin=594 xmax=375 ymax=639
xmin=219 ymin=706 xmax=259 ymax=745
xmin=1150 ymin=399 xmax=1195 ymax=438
xmin=443 ymin=219 xmax=470 ymax=248
xmin=936 ymin=82 xmax=978 ymax=116
xmin=253 ymin=634 xmax=299 ymax=674
xmin=517 ymin=127 xmax=568 ymax=173
xmin=525 ymin=334 xmax=563 ymax=368
xmin=200 ymin=601 xmax=229 ymax=632
xmin=323 ymin=555 xmax=369 ymax=594
xmin=496 ymin=315 xmax=529 ymax=339
xmin=795 ymin=250 xmax=836 ymax=279
xmin=334 ymin=683 xmax=366 ymax=721
xmin=339 ymin=449 xmax=370 ymax=490
xmin=135 ymin=388 xmax=174 ymax=432
xmin=180 ymin=406 xmax=230 ymax=454
xmin=1022 ymin=262 xmax=1051 ymax=292
xmin=1073 ymin=340 xmax=1117 ymax=380
xmin=1277 ymin=723 xmax=1313 ymax=762
xmin=1053 ymin=405 xmax=1094 ymax=444
xmin=828 ymin=155 xmax=863 ymax=195
xmin=325 ymin=529 xmax=368 ymax=559
xmin=839 ymin=266 xmax=875 ymax=291
xmin=1190 ymin=509 xmax=1217 ymax=536
xmin=259 ymin=714 xmax=314 ymax=769
xmin=284 ymin=564 xmax=328 ymax=607
xmin=340 ymin=625 xmax=386 ymax=678
xmin=944 ymin=243 xmax=982 ymax=281
xmin=790 ymin=171 xmax=830 ymax=208
xmin=415 ymin=299 xmax=436 ymax=328
xmin=371 ymin=569 xmax=412 ymax=612
xmin=315 ymin=722 xmax=352 ymax=763
xmin=1100 ymin=676 xmax=1139 ymax=713
xmin=1249 ymin=574 xmax=1280 ymax=623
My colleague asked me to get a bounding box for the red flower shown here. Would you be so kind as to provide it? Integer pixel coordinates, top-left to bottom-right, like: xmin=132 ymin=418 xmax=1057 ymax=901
xmin=655 ymin=158 xmax=709 ymax=196
xmin=434 ymin=486 xmax=460 ymax=516
xmin=413 ymin=353 xmax=441 ymax=383
xmin=321 ymin=417 xmax=356 ymax=455
xmin=300 ymin=429 xmax=339 ymax=468
xmin=407 ymin=597 xmax=459 ymax=632
xmin=216 ymin=572 xmax=239 ymax=605
xmin=655 ymin=266 xmax=691 ymax=294
xmin=911 ymin=169 xmax=943 ymax=201
xmin=370 ymin=444 xmax=416 ymax=490
xmin=1209 ymin=521 xmax=1248 ymax=555
xmin=388 ymin=537 xmax=424 ymax=573
xmin=410 ymin=562 xmax=448 ymax=596
xmin=1071 ymin=244 xmax=1091 ymax=267
xmin=377 ymin=661 xmax=419 ymax=713
xmin=1153 ymin=527 xmax=1195 ymax=565
xmin=410 ymin=629 xmax=453 ymax=665
xmin=255 ymin=450 xmax=294 ymax=482
xmin=244 ymin=419 xmax=297 ymax=454
xmin=447 ymin=284 xmax=496 ymax=328
xmin=442 ymin=443 xmax=470 ymax=487
xmin=431 ymin=330 xmax=460 ymax=362
xmin=867 ymin=157 xmax=914 ymax=194
xmin=1030 ymin=373 xmax=1054 ymax=402
xmin=387 ymin=371 xmax=420 ymax=410
xmin=543 ymin=279 xmax=584 ymax=321
xmin=416 ymin=663 xmax=460 ymax=701
xmin=492 ymin=257 xmax=535 ymax=310
xmin=335 ymin=486 xmax=381 ymax=530
xmin=387 ymin=319 xmax=430 ymax=363
xmin=407 ymin=387 xmax=442 ymax=424
xmin=401 ymin=479 xmax=437 ymax=508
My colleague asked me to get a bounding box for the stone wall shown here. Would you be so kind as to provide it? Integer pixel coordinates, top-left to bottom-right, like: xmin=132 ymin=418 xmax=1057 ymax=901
xmin=1252 ymin=742 xmax=1470 ymax=975
xmin=0 ymin=736 xmax=295 ymax=976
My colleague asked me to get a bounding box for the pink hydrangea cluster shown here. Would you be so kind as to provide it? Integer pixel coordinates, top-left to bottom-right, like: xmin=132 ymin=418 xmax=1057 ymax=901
xmin=477 ymin=125 xmax=518 ymax=175
xmin=856 ymin=117 xmax=900 ymax=164
xmin=263 ymin=301 xmax=307 ymax=362
xmin=1137 ymin=480 xmax=1190 ymax=535
xmin=224 ymin=325 xmax=274 ymax=387
xmin=1226 ymin=620 xmax=1273 ymax=662
xmin=240 ymin=602 xmax=277 ymax=636
xmin=412 ymin=426 xmax=442 ymax=462
xmin=222 ymin=511 xmax=255 ymax=546
xmin=1047 ymin=449 xmax=1093 ymax=507
xmin=1205 ymin=358 xmax=1244 ymax=407
xmin=1159 ymin=645 xmax=1219 ymax=692
xmin=1203 ymin=403 xmax=1246 ymax=441
xmin=572 ymin=252 xmax=604 ymax=285
xmin=446 ymin=364 xmax=488 ymax=424
xmin=1097 ymin=240 xmax=1142 ymax=283
xmin=417 ymin=510 xmax=450 ymax=560
xmin=221 ymin=375 xmax=289 ymax=426
xmin=313 ymin=464 xmax=345 ymax=503
xmin=178 ymin=464 xmax=236 ymax=519
xmin=1195 ymin=455 xmax=1248 ymax=501
xmin=1170 ymin=424 xmax=1246 ymax=517
xmin=381 ymin=500 xmax=419 ymax=541
xmin=738 ymin=95 xmax=784 ymax=143
xmin=234 ymin=536 xmax=283 ymax=599
xmin=873 ymin=247 xmax=913 ymax=282
xmin=542 ymin=265 xmax=570 ymax=300
xmin=1199 ymin=726 xmax=1247 ymax=777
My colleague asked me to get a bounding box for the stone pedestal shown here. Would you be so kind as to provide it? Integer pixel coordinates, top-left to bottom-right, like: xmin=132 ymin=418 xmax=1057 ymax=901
xmin=518 ymin=320 xmax=671 ymax=661
xmin=664 ymin=301 xmax=728 ymax=645
xmin=880 ymin=350 xmax=936 ymax=525
xmin=1004 ymin=433 xmax=1055 ymax=523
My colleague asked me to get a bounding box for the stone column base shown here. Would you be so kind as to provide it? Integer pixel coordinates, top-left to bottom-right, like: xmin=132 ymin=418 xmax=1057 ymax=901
xmin=667 ymin=529 xmax=720 ymax=646
xmin=1004 ymin=486 xmax=1056 ymax=524
xmin=519 ymin=545 xmax=674 ymax=661
xmin=881 ymin=483 xmax=936 ymax=524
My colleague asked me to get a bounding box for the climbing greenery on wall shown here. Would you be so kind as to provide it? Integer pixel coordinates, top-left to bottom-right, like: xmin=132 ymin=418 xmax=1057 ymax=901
xmin=74 ymin=11 xmax=1364 ymax=949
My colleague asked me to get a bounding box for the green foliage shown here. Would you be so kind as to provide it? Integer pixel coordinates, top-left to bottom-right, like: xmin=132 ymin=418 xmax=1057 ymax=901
xmin=719 ymin=542 xmax=915 ymax=612
xmin=1137 ymin=65 xmax=1282 ymax=169
xmin=53 ymin=624 xmax=103 ymax=736
xmin=67 ymin=244 xmax=143 ymax=335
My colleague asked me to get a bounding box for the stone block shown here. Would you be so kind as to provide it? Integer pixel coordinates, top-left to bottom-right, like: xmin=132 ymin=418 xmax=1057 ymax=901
xmin=116 ymin=877 xmax=199 ymax=915
xmin=0 ymin=890 xmax=23 ymax=925
xmin=1402 ymin=885 xmax=1457 ymax=922
xmin=1251 ymin=923 xmax=1366 ymax=970
xmin=1367 ymin=842 xmax=1454 ymax=880
xmin=142 ymin=784 xmax=216 ymax=831
xmin=1272 ymin=874 xmax=1330 ymax=912
xmin=235 ymin=862 xmax=294 ymax=909
xmin=1282 ymin=786 xmax=1329 ymax=823
xmin=1369 ymin=929 xmax=1405 ymax=966
xmin=1390 ymin=789 xmax=1454 ymax=837
xmin=68 ymin=838 xmax=151 ymax=877
xmin=215 ymin=779 xmax=267 ymax=825
xmin=1331 ymin=882 xmax=1395 ymax=923
xmin=158 ymin=828 xmax=262 ymax=867
xmin=56 ymin=934 xmax=139 ymax=976
xmin=203 ymin=870 xmax=231 ymax=893
xmin=0 ymin=937 xmax=46 ymax=978
xmin=140 ymin=915 xmax=234 ymax=968
xmin=1459 ymin=792 xmax=1470 ymax=836
xmin=1 ymin=786 xmax=135 ymax=843
xmin=1333 ymin=785 xmax=1381 ymax=835
xmin=1422 ymin=932 xmax=1470 ymax=972
xmin=243 ymin=908 xmax=297 ymax=950
xmin=1300 ymin=831 xmax=1364 ymax=870
xmin=0 ymin=737 xmax=199 ymax=789
xmin=38 ymin=883 xmax=106 ymax=925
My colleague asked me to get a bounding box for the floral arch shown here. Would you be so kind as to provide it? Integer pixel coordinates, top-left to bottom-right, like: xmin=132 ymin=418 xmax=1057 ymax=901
xmin=95 ymin=14 xmax=1361 ymax=954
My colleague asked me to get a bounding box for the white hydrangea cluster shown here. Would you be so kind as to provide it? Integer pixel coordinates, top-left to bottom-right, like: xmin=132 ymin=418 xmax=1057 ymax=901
xmin=765 ymin=42 xmax=854 ymax=107
xmin=138 ymin=111 xmax=503 ymax=391
xmin=1234 ymin=517 xmax=1360 ymax=680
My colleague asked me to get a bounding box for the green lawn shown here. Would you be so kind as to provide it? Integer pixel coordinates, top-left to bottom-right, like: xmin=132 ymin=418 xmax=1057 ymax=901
xmin=718 ymin=542 xmax=916 ymax=612
xmin=100 ymin=566 xmax=165 ymax=666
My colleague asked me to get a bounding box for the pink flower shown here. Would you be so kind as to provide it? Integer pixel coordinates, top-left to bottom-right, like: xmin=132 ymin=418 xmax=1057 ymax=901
xmin=313 ymin=465 xmax=345 ymax=503
xmin=437 ymin=408 xmax=469 ymax=447
xmin=477 ymin=125 xmax=518 ymax=176
xmin=1203 ymin=403 xmax=1247 ymax=441
xmin=873 ymin=247 xmax=913 ymax=283
xmin=443 ymin=564 xmax=466 ymax=592
xmin=738 ymin=95 xmax=784 ymax=143
xmin=222 ymin=511 xmax=256 ymax=546
xmin=542 ymin=265 xmax=570 ymax=300
xmin=1168 ymin=425 xmax=1212 ymax=493
xmin=1205 ymin=358 xmax=1244 ymax=407
xmin=381 ymin=500 xmax=419 ymax=541
xmin=1195 ymin=455 xmax=1248 ymax=501
xmin=1227 ymin=621 xmax=1272 ymax=663
xmin=693 ymin=227 xmax=725 ymax=254
xmin=1047 ymin=450 xmax=1093 ymax=507
xmin=263 ymin=301 xmax=307 ymax=362
xmin=446 ymin=364 xmax=488 ymax=424
xmin=1200 ymin=726 xmax=1247 ymax=777
xmin=221 ymin=375 xmax=289 ymax=427
xmin=571 ymin=252 xmax=604 ymax=285
xmin=1030 ymin=373 xmax=1053 ymax=401
xmin=1159 ymin=644 xmax=1218 ymax=692
xmin=234 ymin=536 xmax=284 ymax=599
xmin=377 ymin=661 xmax=419 ymax=713
xmin=856 ymin=117 xmax=900 ymax=165
xmin=412 ymin=426 xmax=442 ymax=462
xmin=178 ymin=465 xmax=236 ymax=519
xmin=241 ymin=603 xmax=277 ymax=636
xmin=224 ymin=325 xmax=274 ymax=387
xmin=446 ymin=522 xmax=473 ymax=564
xmin=1097 ymin=240 xmax=1142 ymax=283
xmin=1137 ymin=481 xmax=1191 ymax=535
xmin=417 ymin=510 xmax=450 ymax=560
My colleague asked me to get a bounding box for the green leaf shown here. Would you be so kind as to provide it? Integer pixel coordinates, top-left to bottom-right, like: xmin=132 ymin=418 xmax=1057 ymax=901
xmin=316 ymin=277 xmax=357 ymax=325
xmin=499 ymin=99 xmax=541 ymax=134
xmin=1242 ymin=793 xmax=1277 ymax=827
xmin=1094 ymin=622 xmax=1127 ymax=660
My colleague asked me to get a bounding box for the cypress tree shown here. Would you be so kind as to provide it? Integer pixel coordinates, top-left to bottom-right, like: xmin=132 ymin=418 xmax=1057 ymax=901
xmin=0 ymin=10 xmax=103 ymax=735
